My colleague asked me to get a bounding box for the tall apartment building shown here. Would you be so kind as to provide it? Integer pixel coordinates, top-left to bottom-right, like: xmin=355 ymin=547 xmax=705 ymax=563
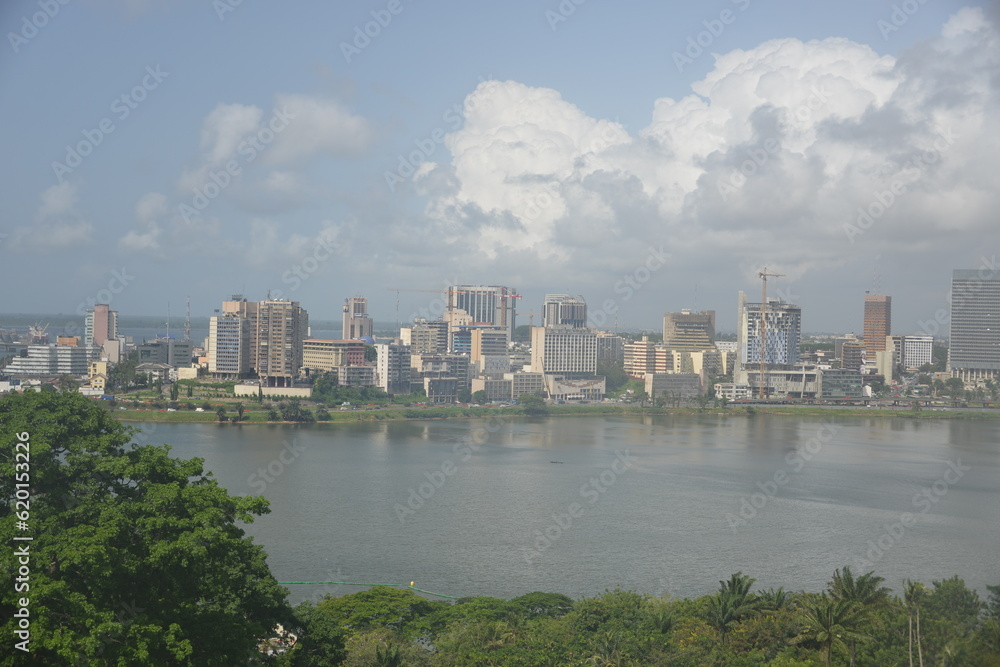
xmin=596 ymin=332 xmax=625 ymax=365
xmin=342 ymin=297 xmax=373 ymax=340
xmin=470 ymin=328 xmax=509 ymax=361
xmin=530 ymin=326 xmax=597 ymax=377
xmin=375 ymin=343 xmax=411 ymax=394
xmin=542 ymin=294 xmax=587 ymax=328
xmin=84 ymin=304 xmax=118 ymax=347
xmin=736 ymin=291 xmax=802 ymax=374
xmin=208 ymin=313 xmax=250 ymax=379
xmin=451 ymin=285 xmax=518 ymax=339
xmin=863 ymin=295 xmax=892 ymax=353
xmin=401 ymin=319 xmax=449 ymax=354
xmin=949 ymin=269 xmax=1000 ymax=381
xmin=903 ymin=335 xmax=933 ymax=369
xmin=255 ymin=299 xmax=308 ymax=387
xmin=733 ymin=291 xmax=803 ymax=386
xmin=662 ymin=310 xmax=716 ymax=352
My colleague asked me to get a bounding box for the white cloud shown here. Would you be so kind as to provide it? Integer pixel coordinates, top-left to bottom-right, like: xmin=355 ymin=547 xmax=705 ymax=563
xmin=413 ymin=8 xmax=999 ymax=286
xmin=265 ymin=93 xmax=373 ymax=163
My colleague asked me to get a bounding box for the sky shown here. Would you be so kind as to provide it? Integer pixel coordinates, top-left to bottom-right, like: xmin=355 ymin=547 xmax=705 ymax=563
xmin=1 ymin=0 xmax=997 ymax=335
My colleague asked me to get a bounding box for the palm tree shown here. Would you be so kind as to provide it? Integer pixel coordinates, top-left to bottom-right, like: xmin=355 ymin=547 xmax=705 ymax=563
xmin=792 ymin=594 xmax=870 ymax=667
xmin=828 ymin=567 xmax=891 ymax=666
xmin=215 ymin=406 xmax=227 ymax=423
xmin=704 ymin=572 xmax=757 ymax=644
xmin=757 ymin=587 xmax=792 ymax=612
xmin=903 ymin=579 xmax=928 ymax=667
xmin=235 ymin=402 xmax=245 ymax=422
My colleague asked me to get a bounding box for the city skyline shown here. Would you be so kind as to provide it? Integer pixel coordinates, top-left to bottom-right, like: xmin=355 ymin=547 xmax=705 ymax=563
xmin=2 ymin=2 xmax=997 ymax=333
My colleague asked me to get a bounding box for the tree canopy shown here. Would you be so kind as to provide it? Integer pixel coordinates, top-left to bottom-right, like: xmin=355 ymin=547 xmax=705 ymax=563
xmin=0 ymin=391 xmax=292 ymax=665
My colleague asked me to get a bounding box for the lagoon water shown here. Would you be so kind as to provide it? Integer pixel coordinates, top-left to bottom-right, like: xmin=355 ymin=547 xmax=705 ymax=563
xmin=136 ymin=415 xmax=1000 ymax=605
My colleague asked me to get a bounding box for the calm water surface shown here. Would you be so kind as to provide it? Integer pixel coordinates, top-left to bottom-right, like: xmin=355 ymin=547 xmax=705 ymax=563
xmin=137 ymin=415 xmax=1000 ymax=605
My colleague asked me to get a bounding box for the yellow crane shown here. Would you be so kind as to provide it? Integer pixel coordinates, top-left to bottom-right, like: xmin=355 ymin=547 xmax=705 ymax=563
xmin=758 ymin=267 xmax=785 ymax=400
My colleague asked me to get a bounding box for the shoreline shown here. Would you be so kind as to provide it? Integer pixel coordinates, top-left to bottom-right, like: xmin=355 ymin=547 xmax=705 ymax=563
xmin=115 ymin=403 xmax=1000 ymax=424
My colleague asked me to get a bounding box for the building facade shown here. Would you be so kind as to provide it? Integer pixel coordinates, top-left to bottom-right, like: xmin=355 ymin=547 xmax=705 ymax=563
xmin=949 ymin=269 xmax=1000 ymax=381
xmin=451 ymin=285 xmax=519 ymax=339
xmin=542 ymin=294 xmax=588 ymax=328
xmin=208 ymin=314 xmax=251 ymax=379
xmin=662 ymin=310 xmax=716 ymax=352
xmin=863 ymin=295 xmax=892 ymax=353
xmin=84 ymin=304 xmax=118 ymax=347
xmin=530 ymin=326 xmax=597 ymax=377
xmin=375 ymin=343 xmax=411 ymax=394
xmin=342 ymin=297 xmax=373 ymax=340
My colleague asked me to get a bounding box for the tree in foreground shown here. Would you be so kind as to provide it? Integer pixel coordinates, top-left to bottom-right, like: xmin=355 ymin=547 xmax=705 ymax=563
xmin=792 ymin=594 xmax=870 ymax=667
xmin=0 ymin=391 xmax=293 ymax=666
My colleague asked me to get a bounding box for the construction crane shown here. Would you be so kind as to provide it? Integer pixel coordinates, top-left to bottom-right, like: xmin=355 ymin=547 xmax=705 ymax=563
xmin=758 ymin=267 xmax=785 ymax=400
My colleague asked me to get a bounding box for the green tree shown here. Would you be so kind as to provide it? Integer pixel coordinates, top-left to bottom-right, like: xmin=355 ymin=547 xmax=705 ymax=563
xmin=235 ymin=402 xmax=245 ymax=422
xmin=457 ymin=388 xmax=472 ymax=403
xmin=0 ymin=391 xmax=292 ymax=665
xmin=472 ymin=390 xmax=488 ymax=405
xmin=519 ymin=393 xmax=548 ymax=415
xmin=703 ymin=572 xmax=758 ymax=645
xmin=828 ymin=567 xmax=890 ymax=666
xmin=364 ymin=345 xmax=378 ymax=362
xmin=904 ymin=579 xmax=929 ymax=667
xmin=792 ymin=594 xmax=870 ymax=667
xmin=216 ymin=405 xmax=228 ymax=422
xmin=186 ymin=383 xmax=194 ymax=398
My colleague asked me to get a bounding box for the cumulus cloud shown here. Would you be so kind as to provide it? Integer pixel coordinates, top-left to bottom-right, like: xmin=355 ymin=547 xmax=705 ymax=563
xmin=118 ymin=192 xmax=167 ymax=253
xmin=413 ymin=7 xmax=999 ymax=290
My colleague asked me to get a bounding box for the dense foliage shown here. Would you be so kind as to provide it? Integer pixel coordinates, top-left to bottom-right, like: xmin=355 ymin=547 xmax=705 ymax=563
xmin=275 ymin=573 xmax=1000 ymax=666
xmin=0 ymin=391 xmax=293 ymax=665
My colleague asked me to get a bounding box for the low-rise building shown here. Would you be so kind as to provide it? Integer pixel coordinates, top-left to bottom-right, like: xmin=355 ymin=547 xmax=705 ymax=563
xmin=506 ymin=371 xmax=544 ymax=398
xmin=819 ymin=368 xmax=863 ymax=399
xmin=335 ymin=365 xmax=377 ymax=388
xmin=544 ymin=375 xmax=606 ymax=401
xmin=714 ymin=382 xmax=751 ymax=401
xmin=644 ymin=373 xmax=702 ymax=399
xmin=424 ymin=377 xmax=459 ymax=404
xmin=471 ymin=378 xmax=514 ymax=402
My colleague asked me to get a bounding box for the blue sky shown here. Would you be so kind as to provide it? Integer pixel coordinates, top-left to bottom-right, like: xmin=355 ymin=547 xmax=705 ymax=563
xmin=1 ymin=0 xmax=995 ymax=334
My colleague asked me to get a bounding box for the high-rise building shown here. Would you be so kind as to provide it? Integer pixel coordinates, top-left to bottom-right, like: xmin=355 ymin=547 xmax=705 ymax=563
xmin=375 ymin=343 xmax=411 ymax=394
xmin=208 ymin=314 xmax=251 ymax=379
xmin=84 ymin=304 xmax=118 ymax=347
xmin=542 ymin=294 xmax=587 ymax=328
xmin=949 ymin=269 xmax=1000 ymax=381
xmin=470 ymin=328 xmax=509 ymax=361
xmin=736 ymin=291 xmax=802 ymax=387
xmin=401 ymin=319 xmax=449 ymax=354
xmin=254 ymin=299 xmax=308 ymax=387
xmin=530 ymin=326 xmax=597 ymax=377
xmin=596 ymin=332 xmax=625 ymax=365
xmin=662 ymin=310 xmax=716 ymax=352
xmin=451 ymin=285 xmax=518 ymax=339
xmin=342 ymin=297 xmax=373 ymax=340
xmin=863 ymin=295 xmax=892 ymax=353
xmin=903 ymin=335 xmax=933 ymax=370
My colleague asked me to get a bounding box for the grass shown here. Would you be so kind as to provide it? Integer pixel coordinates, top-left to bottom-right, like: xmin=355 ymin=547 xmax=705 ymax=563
xmin=112 ymin=401 xmax=1000 ymax=424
